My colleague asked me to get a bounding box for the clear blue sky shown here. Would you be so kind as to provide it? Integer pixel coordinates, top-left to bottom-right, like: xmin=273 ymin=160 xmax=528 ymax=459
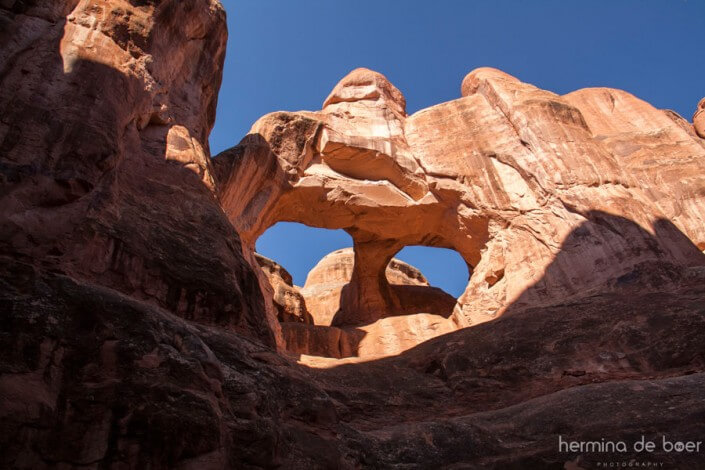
xmin=212 ymin=0 xmax=705 ymax=296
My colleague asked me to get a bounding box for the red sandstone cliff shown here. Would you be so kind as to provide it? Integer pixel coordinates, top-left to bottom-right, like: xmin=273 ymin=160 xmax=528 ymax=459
xmin=2 ymin=2 xmax=705 ymax=469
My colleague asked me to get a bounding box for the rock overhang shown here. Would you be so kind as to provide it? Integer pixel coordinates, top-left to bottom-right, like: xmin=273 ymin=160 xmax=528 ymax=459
xmin=216 ymin=65 xmax=705 ymax=331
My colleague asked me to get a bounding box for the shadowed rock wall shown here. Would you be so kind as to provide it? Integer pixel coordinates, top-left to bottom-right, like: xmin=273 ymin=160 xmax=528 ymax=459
xmin=0 ymin=0 xmax=280 ymax=347
xmin=2 ymin=2 xmax=705 ymax=469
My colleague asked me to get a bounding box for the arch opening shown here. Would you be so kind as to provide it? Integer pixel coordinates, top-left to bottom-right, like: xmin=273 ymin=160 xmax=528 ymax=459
xmin=390 ymin=246 xmax=470 ymax=298
xmin=255 ymin=221 xmax=352 ymax=287
xmin=254 ymin=223 xmax=475 ymax=360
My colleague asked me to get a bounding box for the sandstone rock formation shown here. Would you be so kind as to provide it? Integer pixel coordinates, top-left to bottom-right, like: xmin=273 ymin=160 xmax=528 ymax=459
xmin=695 ymin=97 xmax=705 ymax=138
xmin=216 ymin=67 xmax=705 ymax=333
xmin=255 ymin=253 xmax=312 ymax=324
xmin=307 ymin=280 xmax=705 ymax=468
xmin=300 ymin=249 xmax=359 ymax=326
xmin=278 ymin=248 xmax=457 ymax=358
xmin=300 ymin=248 xmax=455 ymax=326
xmin=0 ymin=0 xmax=281 ymax=348
xmin=3 ymin=1 xmax=705 ymax=468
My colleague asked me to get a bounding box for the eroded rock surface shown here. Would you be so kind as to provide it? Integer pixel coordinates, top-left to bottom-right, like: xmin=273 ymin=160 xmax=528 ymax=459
xmin=3 ymin=2 xmax=705 ymax=469
xmin=216 ymin=67 xmax=705 ymax=333
xmin=695 ymin=97 xmax=705 ymax=138
xmin=271 ymin=248 xmax=457 ymax=358
xmin=255 ymin=253 xmax=312 ymax=324
xmin=300 ymin=248 xmax=455 ymax=326
xmin=0 ymin=0 xmax=281 ymax=348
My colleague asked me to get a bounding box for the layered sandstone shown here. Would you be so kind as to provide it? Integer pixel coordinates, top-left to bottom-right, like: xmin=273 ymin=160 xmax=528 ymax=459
xmin=3 ymin=2 xmax=705 ymax=468
xmin=0 ymin=0 xmax=281 ymax=347
xmin=216 ymin=67 xmax=705 ymax=334
xmin=0 ymin=2 xmax=290 ymax=466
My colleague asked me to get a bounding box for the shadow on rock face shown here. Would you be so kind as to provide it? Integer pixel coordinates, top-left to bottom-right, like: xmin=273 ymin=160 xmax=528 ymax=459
xmin=281 ymin=323 xmax=368 ymax=359
xmin=301 ymin=210 xmax=705 ymax=468
xmin=214 ymin=123 xmax=489 ymax=330
xmin=504 ymin=210 xmax=705 ymax=314
xmin=333 ymin=278 xmax=457 ymax=328
xmin=0 ymin=2 xmax=288 ymax=466
xmin=3 ymin=3 xmax=705 ymax=469
xmin=0 ymin=2 xmax=275 ymax=347
xmin=3 ymin=206 xmax=705 ymax=468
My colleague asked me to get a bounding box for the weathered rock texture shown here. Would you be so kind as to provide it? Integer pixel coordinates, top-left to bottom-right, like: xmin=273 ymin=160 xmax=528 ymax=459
xmin=277 ymin=248 xmax=457 ymax=358
xmin=0 ymin=0 xmax=281 ymax=348
xmin=255 ymin=253 xmax=312 ymax=324
xmin=300 ymin=248 xmax=359 ymax=326
xmin=300 ymin=248 xmax=455 ymax=326
xmin=216 ymin=67 xmax=705 ymax=331
xmin=3 ymin=2 xmax=705 ymax=468
xmin=695 ymin=97 xmax=705 ymax=138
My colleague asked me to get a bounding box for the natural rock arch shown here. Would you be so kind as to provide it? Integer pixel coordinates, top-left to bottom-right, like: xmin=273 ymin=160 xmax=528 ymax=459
xmin=213 ymin=69 xmax=488 ymax=328
xmin=252 ymin=219 xmax=474 ymax=328
xmin=252 ymin=219 xmax=465 ymax=331
xmin=214 ymin=67 xmax=705 ymax=334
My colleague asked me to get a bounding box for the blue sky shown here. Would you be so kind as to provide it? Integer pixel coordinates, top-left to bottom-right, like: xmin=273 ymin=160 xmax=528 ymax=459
xmin=212 ymin=0 xmax=705 ymax=295
xmin=256 ymin=223 xmax=470 ymax=296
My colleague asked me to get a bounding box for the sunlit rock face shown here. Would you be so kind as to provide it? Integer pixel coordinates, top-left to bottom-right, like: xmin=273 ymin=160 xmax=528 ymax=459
xmin=3 ymin=2 xmax=705 ymax=468
xmin=300 ymin=247 xmax=452 ymax=327
xmin=216 ymin=66 xmax=705 ymax=337
xmin=695 ymin=97 xmax=705 ymax=138
xmin=277 ymin=248 xmax=457 ymax=359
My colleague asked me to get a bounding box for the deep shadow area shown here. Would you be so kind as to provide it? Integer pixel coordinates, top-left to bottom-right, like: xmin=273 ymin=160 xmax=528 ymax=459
xmin=3 ymin=4 xmax=705 ymax=468
xmin=281 ymin=322 xmax=368 ymax=359
xmin=296 ymin=211 xmax=705 ymax=467
xmin=3 ymin=210 xmax=704 ymax=468
xmin=0 ymin=3 xmax=272 ymax=343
